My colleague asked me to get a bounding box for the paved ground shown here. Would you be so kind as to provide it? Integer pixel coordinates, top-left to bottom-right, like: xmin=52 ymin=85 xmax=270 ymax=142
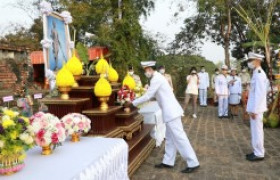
xmin=132 ymin=106 xmax=280 ymax=180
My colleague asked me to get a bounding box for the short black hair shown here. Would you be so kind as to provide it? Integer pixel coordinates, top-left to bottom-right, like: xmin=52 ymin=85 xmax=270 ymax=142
xmin=128 ymin=65 xmax=133 ymax=71
xmin=189 ymin=67 xmax=197 ymax=74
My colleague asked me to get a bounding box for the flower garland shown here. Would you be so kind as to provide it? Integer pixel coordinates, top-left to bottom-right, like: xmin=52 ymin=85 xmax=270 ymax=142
xmin=117 ymin=85 xmax=135 ymax=105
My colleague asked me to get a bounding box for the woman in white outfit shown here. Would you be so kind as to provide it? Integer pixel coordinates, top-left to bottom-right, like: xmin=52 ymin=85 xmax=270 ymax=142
xmin=184 ymin=67 xmax=199 ymax=119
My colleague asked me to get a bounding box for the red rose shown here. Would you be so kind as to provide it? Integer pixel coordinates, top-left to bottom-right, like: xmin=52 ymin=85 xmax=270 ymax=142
xmin=51 ymin=133 xmax=59 ymax=144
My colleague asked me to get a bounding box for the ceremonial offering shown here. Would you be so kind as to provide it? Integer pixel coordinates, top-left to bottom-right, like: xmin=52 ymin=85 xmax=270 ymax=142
xmin=123 ymin=73 xmax=136 ymax=90
xmin=30 ymin=112 xmax=66 ymax=155
xmin=94 ymin=74 xmax=112 ymax=111
xmin=95 ymin=54 xmax=109 ymax=75
xmin=56 ymin=65 xmax=75 ymax=100
xmin=117 ymin=85 xmax=135 ymax=113
xmin=108 ymin=65 xmax=119 ymax=83
xmin=0 ymin=108 xmax=34 ymax=175
xmin=61 ymin=113 xmax=91 ymax=142
xmin=66 ymin=50 xmax=83 ymax=87
xmin=134 ymin=84 xmax=146 ymax=98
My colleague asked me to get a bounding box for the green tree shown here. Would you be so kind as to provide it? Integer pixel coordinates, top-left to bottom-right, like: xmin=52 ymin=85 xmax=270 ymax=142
xmin=59 ymin=0 xmax=156 ymax=78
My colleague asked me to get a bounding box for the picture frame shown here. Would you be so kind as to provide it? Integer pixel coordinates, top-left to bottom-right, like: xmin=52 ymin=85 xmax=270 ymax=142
xmin=42 ymin=12 xmax=72 ymax=71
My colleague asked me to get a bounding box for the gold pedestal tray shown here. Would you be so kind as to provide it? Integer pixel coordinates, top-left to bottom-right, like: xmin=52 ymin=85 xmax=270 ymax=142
xmin=58 ymin=86 xmax=72 ymax=100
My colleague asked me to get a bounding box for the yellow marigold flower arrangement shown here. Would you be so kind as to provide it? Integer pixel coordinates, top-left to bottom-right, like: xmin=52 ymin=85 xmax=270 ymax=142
xmin=56 ymin=64 xmax=75 ymax=87
xmin=66 ymin=51 xmax=83 ymax=76
xmin=108 ymin=65 xmax=119 ymax=82
xmin=123 ymin=73 xmax=136 ymax=90
xmin=94 ymin=74 xmax=112 ymax=97
xmin=95 ymin=54 xmax=109 ymax=74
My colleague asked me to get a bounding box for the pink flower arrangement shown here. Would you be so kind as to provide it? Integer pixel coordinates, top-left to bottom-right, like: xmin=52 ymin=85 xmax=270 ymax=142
xmin=30 ymin=112 xmax=66 ymax=147
xmin=61 ymin=113 xmax=91 ymax=136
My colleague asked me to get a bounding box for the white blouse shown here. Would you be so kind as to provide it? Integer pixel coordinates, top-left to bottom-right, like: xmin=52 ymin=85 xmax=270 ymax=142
xmin=186 ymin=75 xmax=199 ymax=95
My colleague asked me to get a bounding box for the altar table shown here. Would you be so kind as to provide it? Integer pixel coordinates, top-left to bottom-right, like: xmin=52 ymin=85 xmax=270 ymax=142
xmin=139 ymin=101 xmax=166 ymax=147
xmin=4 ymin=137 xmax=129 ymax=180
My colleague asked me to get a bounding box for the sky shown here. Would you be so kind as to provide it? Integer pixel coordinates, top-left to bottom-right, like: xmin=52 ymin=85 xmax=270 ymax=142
xmin=0 ymin=0 xmax=224 ymax=63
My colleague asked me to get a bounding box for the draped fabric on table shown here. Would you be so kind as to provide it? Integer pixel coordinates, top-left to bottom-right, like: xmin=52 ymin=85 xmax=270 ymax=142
xmin=139 ymin=101 xmax=166 ymax=147
xmin=74 ymin=139 xmax=129 ymax=180
xmin=5 ymin=138 xmax=129 ymax=180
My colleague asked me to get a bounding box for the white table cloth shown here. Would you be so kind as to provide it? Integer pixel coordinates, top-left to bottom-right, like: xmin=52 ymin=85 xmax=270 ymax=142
xmin=139 ymin=101 xmax=166 ymax=147
xmin=4 ymin=137 xmax=129 ymax=180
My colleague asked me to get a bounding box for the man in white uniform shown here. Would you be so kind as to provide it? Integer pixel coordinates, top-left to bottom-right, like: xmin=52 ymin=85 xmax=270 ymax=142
xmin=228 ymin=68 xmax=242 ymax=116
xmin=246 ymin=52 xmax=268 ymax=161
xmin=132 ymin=61 xmax=200 ymax=173
xmin=215 ymin=65 xmax=230 ymax=118
xmin=198 ymin=66 xmax=210 ymax=107
xmin=211 ymin=68 xmax=220 ymax=106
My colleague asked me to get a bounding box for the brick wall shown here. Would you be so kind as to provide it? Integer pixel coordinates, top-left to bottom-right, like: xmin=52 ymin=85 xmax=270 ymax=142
xmin=0 ymin=62 xmax=28 ymax=89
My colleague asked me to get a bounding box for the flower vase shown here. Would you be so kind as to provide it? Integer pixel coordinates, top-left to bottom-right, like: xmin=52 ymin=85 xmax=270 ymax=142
xmin=73 ymin=75 xmax=81 ymax=87
xmin=58 ymin=86 xmax=72 ymax=100
xmin=41 ymin=145 xmax=52 ymax=156
xmin=71 ymin=133 xmax=80 ymax=142
xmin=98 ymin=96 xmax=110 ymax=111
xmin=0 ymin=154 xmax=25 ymax=175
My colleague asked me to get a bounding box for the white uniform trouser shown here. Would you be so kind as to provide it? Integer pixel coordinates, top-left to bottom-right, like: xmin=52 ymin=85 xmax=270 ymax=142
xmin=162 ymin=117 xmax=199 ymax=167
xmin=218 ymin=96 xmax=228 ymax=116
xmin=199 ymin=89 xmax=207 ymax=106
xmin=250 ymin=113 xmax=265 ymax=157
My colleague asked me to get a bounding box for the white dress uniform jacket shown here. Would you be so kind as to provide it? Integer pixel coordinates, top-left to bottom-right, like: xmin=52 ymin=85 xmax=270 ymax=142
xmin=215 ymin=74 xmax=229 ymax=96
xmin=246 ymin=67 xmax=268 ymax=157
xmin=228 ymin=75 xmax=242 ymax=105
xmin=246 ymin=67 xmax=268 ymax=114
xmin=132 ymin=72 xmax=183 ymax=123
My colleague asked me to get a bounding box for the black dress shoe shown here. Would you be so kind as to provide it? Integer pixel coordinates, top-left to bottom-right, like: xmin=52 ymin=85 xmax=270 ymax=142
xmin=181 ymin=165 xmax=200 ymax=173
xmin=154 ymin=163 xmax=173 ymax=169
xmin=245 ymin=152 xmax=254 ymax=158
xmin=246 ymin=154 xmax=264 ymax=161
xmin=223 ymin=115 xmax=229 ymax=118
xmin=218 ymin=116 xmax=223 ymax=119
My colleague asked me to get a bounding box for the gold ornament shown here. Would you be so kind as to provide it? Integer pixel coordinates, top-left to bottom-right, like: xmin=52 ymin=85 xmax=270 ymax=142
xmin=108 ymin=65 xmax=119 ymax=83
xmin=123 ymin=73 xmax=136 ymax=90
xmin=95 ymin=54 xmax=109 ymax=74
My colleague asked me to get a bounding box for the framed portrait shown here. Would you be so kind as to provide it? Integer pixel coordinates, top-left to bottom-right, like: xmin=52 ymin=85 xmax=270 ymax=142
xmin=43 ymin=12 xmax=71 ymax=71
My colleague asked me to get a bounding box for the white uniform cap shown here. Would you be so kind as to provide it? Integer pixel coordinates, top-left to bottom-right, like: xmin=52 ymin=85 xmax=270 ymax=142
xmin=247 ymin=52 xmax=265 ymax=61
xmin=231 ymin=67 xmax=237 ymax=71
xmin=221 ymin=65 xmax=228 ymax=70
xmin=141 ymin=61 xmax=156 ymax=68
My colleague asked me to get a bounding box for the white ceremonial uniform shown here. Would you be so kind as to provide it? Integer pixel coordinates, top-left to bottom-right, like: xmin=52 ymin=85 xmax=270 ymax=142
xmin=133 ymin=71 xmax=199 ymax=167
xmin=198 ymin=72 xmax=210 ymax=106
xmin=246 ymin=67 xmax=268 ymax=157
xmin=228 ymin=75 xmax=242 ymax=105
xmin=215 ymin=74 xmax=230 ymax=117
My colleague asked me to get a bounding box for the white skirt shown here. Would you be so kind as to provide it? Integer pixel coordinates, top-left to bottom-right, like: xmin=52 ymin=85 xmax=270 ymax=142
xmin=229 ymin=94 xmax=240 ymax=105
